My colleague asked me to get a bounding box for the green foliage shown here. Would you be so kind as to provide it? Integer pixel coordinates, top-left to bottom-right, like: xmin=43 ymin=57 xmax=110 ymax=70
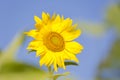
xmin=96 ymin=39 xmax=120 ymax=80
xmin=0 ymin=61 xmax=43 ymax=73
xmin=96 ymin=3 xmax=120 ymax=80
xmin=0 ymin=61 xmax=47 ymax=80
xmin=0 ymin=32 xmax=25 ymax=65
xmin=106 ymin=3 xmax=120 ymax=34
xmin=0 ymin=32 xmax=47 ymax=80
xmin=78 ymin=22 xmax=106 ymax=36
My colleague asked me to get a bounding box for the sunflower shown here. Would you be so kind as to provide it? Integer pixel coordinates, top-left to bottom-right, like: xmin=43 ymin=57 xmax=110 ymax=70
xmin=25 ymin=12 xmax=83 ymax=71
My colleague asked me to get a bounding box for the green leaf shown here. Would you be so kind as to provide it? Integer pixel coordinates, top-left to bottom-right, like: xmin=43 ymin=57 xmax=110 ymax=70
xmin=0 ymin=61 xmax=48 ymax=80
xmin=64 ymin=61 xmax=79 ymax=66
xmin=0 ymin=61 xmax=42 ymax=73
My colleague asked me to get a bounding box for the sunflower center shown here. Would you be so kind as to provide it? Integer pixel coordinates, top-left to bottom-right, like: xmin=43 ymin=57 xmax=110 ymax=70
xmin=44 ymin=32 xmax=65 ymax=52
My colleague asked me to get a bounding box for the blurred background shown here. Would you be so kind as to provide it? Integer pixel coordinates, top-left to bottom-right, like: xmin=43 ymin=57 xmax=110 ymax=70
xmin=0 ymin=0 xmax=120 ymax=80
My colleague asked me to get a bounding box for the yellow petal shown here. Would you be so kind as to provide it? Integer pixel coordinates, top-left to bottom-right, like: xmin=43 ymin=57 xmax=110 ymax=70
xmin=51 ymin=13 xmax=56 ymax=21
xmin=42 ymin=12 xmax=50 ymax=22
xmin=45 ymin=57 xmax=52 ymax=66
xmin=36 ymin=46 xmax=46 ymax=56
xmin=27 ymin=40 xmax=43 ymax=50
xmin=51 ymin=23 xmax=61 ymax=32
xmin=54 ymin=15 xmax=61 ymax=23
xmin=47 ymin=55 xmax=54 ymax=67
xmin=44 ymin=50 xmax=57 ymax=67
xmin=38 ymin=25 xmax=50 ymax=36
xmin=60 ymin=55 xmax=66 ymax=69
xmin=51 ymin=18 xmax=70 ymax=33
xmin=63 ymin=18 xmax=72 ymax=27
xmin=35 ymin=23 xmax=43 ymax=30
xmin=34 ymin=16 xmax=42 ymax=23
xmin=54 ymin=52 xmax=65 ymax=69
xmin=65 ymin=41 xmax=83 ymax=54
xmin=40 ymin=53 xmax=48 ymax=66
xmin=55 ymin=18 xmax=72 ymax=33
xmin=53 ymin=56 xmax=58 ymax=72
xmin=44 ymin=51 xmax=53 ymax=66
xmin=61 ymin=15 xmax=64 ymax=21
xmin=61 ymin=29 xmax=81 ymax=41
xmin=55 ymin=54 xmax=62 ymax=67
xmin=44 ymin=53 xmax=52 ymax=66
xmin=60 ymin=18 xmax=72 ymax=30
xmin=25 ymin=30 xmax=38 ymax=39
xmin=25 ymin=30 xmax=43 ymax=40
xmin=64 ymin=50 xmax=79 ymax=63
xmin=67 ymin=24 xmax=78 ymax=32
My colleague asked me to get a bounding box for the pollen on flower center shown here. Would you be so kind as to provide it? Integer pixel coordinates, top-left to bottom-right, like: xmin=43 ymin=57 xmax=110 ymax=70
xmin=44 ymin=32 xmax=65 ymax=52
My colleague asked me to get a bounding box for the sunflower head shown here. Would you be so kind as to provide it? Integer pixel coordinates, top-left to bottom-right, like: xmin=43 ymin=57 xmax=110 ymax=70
xmin=25 ymin=12 xmax=83 ymax=71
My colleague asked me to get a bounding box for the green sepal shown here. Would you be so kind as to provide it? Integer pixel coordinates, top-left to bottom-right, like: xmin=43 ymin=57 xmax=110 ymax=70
xmin=64 ymin=61 xmax=79 ymax=66
xmin=27 ymin=50 xmax=36 ymax=54
xmin=53 ymin=72 xmax=70 ymax=80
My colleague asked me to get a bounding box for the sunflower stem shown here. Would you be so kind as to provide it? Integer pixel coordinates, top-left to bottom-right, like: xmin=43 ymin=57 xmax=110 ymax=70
xmin=48 ymin=66 xmax=54 ymax=80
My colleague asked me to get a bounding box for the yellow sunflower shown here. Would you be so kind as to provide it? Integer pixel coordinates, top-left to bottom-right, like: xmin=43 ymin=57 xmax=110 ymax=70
xmin=25 ymin=12 xmax=83 ymax=71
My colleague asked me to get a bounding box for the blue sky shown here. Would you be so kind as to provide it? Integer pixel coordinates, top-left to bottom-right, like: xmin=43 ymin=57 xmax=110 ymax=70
xmin=0 ymin=0 xmax=116 ymax=48
xmin=0 ymin=0 xmax=117 ymax=80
